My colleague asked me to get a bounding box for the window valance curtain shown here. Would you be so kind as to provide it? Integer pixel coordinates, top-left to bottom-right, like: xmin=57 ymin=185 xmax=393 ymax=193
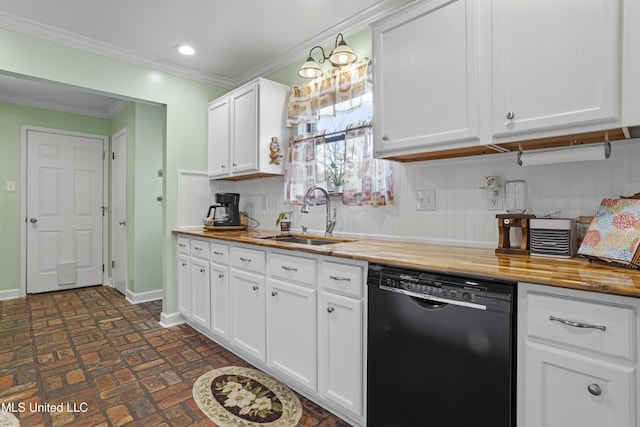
xmin=283 ymin=121 xmax=394 ymax=207
xmin=287 ymin=59 xmax=372 ymax=127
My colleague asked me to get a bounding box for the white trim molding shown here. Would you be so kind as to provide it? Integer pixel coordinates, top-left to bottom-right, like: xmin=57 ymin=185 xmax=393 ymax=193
xmin=125 ymin=289 xmax=163 ymax=305
xmin=0 ymin=288 xmax=21 ymax=301
xmin=159 ymin=311 xmax=186 ymax=328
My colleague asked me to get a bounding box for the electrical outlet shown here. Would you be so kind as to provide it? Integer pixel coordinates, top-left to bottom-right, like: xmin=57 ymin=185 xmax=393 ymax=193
xmin=487 ymin=189 xmax=503 ymax=210
xmin=416 ymin=189 xmax=436 ymax=211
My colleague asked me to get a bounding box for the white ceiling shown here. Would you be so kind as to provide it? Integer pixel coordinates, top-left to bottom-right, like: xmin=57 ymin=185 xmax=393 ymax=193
xmin=0 ymin=0 xmax=413 ymax=118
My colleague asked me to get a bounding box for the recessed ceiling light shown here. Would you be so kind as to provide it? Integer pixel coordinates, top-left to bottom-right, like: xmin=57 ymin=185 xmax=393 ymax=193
xmin=176 ymin=45 xmax=196 ymax=56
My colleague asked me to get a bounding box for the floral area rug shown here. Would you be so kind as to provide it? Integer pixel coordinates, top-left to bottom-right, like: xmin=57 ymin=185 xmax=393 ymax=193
xmin=193 ymin=366 xmax=302 ymax=427
xmin=0 ymin=411 xmax=20 ymax=426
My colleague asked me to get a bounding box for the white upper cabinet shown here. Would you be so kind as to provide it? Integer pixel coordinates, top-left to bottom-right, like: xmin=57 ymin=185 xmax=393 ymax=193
xmin=207 ymin=96 xmax=230 ymax=177
xmin=492 ymin=0 xmax=621 ymax=140
xmin=372 ymin=0 xmax=484 ymax=158
xmin=208 ymin=77 xmax=289 ymax=180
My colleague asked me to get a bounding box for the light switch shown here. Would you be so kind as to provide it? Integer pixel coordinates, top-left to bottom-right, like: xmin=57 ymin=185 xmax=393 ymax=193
xmin=6 ymin=181 xmax=16 ymax=192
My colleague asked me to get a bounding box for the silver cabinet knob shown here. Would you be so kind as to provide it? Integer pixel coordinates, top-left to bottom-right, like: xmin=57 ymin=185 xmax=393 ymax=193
xmin=506 ymin=112 xmax=515 ymax=120
xmin=587 ymin=384 xmax=602 ymax=396
xmin=218 ymin=273 xmax=224 ymax=279
xmin=119 ymin=220 xmax=126 ymax=226
xmin=271 ymin=291 xmax=278 ymax=296
xmin=327 ymin=306 xmax=335 ymax=313
xmin=29 ymin=217 xmax=38 ymax=223
xmin=252 ymin=285 xmax=259 ymax=291
xmin=382 ymin=136 xmax=389 ymax=141
xmin=200 ymin=268 xmax=205 ymax=273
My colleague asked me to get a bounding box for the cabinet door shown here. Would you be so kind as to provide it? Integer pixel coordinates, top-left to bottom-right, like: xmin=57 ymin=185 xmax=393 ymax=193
xmin=231 ymin=83 xmax=258 ymax=174
xmin=524 ymin=343 xmax=634 ymax=427
xmin=230 ymin=269 xmax=266 ymax=362
xmin=267 ymin=279 xmax=316 ymax=391
xmin=372 ymin=0 xmax=481 ymax=158
xmin=492 ymin=0 xmax=620 ymax=138
xmin=211 ymin=263 xmax=229 ymax=341
xmin=190 ymin=258 xmax=211 ymax=330
xmin=177 ymin=253 xmax=190 ymax=319
xmin=208 ymin=97 xmax=230 ymax=178
xmin=318 ymin=291 xmax=363 ymax=416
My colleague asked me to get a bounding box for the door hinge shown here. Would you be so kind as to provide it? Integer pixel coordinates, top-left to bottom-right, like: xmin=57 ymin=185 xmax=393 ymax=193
xmin=112 ymin=260 xmax=115 ymax=269
xmin=112 ymin=152 xmax=115 ymax=160
xmin=103 ymin=151 xmax=106 ymax=160
xmin=102 ymin=264 xmax=105 ymax=273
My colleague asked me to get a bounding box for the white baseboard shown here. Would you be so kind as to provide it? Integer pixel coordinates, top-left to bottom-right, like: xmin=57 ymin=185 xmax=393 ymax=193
xmin=159 ymin=311 xmax=185 ymax=328
xmin=125 ymin=288 xmax=163 ymax=304
xmin=0 ymin=288 xmax=21 ymax=301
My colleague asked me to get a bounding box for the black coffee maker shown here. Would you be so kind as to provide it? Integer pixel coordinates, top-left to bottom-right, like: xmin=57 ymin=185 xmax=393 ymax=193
xmin=207 ymin=193 xmax=241 ymax=226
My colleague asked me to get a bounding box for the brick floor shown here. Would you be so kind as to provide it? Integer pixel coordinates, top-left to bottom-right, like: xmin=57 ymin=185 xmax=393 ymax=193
xmin=0 ymin=286 xmax=352 ymax=427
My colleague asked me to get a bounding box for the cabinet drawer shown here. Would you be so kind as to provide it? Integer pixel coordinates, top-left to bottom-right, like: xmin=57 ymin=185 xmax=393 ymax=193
xmin=320 ymin=262 xmax=363 ymax=298
xmin=231 ymin=246 xmax=266 ymax=274
xmin=177 ymin=236 xmax=190 ymax=255
xmin=269 ymin=252 xmax=316 ymax=287
xmin=190 ymin=239 xmax=210 ymax=260
xmin=210 ymin=242 xmax=229 ymax=265
xmin=527 ymin=292 xmax=635 ymax=360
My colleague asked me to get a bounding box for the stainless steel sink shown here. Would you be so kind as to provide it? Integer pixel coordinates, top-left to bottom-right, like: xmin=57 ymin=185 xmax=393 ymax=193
xmin=259 ymin=235 xmax=355 ymax=246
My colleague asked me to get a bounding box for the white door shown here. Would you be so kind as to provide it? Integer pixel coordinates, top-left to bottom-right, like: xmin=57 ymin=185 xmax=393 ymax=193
xmin=26 ymin=129 xmax=105 ymax=294
xmin=111 ymin=130 xmax=127 ymax=295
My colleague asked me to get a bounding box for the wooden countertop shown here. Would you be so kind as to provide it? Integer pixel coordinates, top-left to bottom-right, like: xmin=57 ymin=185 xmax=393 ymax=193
xmin=173 ymin=228 xmax=640 ymax=299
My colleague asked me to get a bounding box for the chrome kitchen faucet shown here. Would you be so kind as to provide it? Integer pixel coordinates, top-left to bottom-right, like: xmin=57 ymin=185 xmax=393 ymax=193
xmin=300 ymin=185 xmax=336 ymax=237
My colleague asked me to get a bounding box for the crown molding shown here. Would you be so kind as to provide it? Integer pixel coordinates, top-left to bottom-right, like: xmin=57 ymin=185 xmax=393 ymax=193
xmin=0 ymin=92 xmax=129 ymax=119
xmin=0 ymin=11 xmax=236 ymax=88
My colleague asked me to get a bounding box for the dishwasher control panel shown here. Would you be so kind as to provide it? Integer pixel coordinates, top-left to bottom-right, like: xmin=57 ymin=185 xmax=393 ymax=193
xmin=367 ymin=264 xmax=516 ymax=311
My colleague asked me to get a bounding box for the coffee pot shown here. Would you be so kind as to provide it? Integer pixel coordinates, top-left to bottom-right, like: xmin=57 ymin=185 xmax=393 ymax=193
xmin=206 ymin=193 xmax=241 ymax=226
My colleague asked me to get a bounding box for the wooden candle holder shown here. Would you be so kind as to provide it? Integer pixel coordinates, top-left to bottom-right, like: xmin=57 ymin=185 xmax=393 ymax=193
xmin=495 ymin=214 xmax=536 ymax=255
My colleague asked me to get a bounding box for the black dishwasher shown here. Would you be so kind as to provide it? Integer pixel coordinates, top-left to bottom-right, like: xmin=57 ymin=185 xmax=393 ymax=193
xmin=367 ymin=264 xmax=516 ymax=427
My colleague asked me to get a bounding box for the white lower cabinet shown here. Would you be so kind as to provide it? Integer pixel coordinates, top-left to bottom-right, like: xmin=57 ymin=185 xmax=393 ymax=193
xmin=174 ymin=236 xmax=367 ymax=426
xmin=526 ymin=342 xmax=634 ymax=427
xmin=230 ymin=269 xmax=266 ymax=363
xmin=210 ymin=263 xmax=229 ymax=341
xmin=318 ymin=290 xmax=363 ymax=417
xmin=177 ymin=253 xmax=190 ymax=319
xmin=190 ymin=258 xmax=211 ymax=330
xmin=518 ymin=283 xmax=639 ymax=427
xmin=267 ymin=278 xmax=317 ymax=391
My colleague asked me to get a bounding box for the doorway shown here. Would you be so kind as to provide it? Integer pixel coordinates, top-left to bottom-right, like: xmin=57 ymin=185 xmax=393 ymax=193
xmin=22 ymin=126 xmax=108 ymax=294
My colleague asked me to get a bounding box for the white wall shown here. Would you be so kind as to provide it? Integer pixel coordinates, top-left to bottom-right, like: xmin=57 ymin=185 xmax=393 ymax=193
xmin=205 ymin=139 xmax=640 ymax=248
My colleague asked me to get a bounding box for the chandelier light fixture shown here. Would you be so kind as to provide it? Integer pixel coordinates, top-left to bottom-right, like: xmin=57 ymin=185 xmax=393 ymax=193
xmin=298 ymin=33 xmax=358 ymax=79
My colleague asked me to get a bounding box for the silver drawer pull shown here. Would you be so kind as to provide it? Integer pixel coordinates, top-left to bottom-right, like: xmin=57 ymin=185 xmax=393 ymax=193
xmin=240 ymin=257 xmax=252 ymax=263
xmin=178 ymin=243 xmax=186 ymax=248
xmin=194 ymin=247 xmax=203 ymax=251
xmin=549 ymin=316 xmax=606 ymax=331
xmin=281 ymin=266 xmax=298 ymax=272
xmin=330 ymin=276 xmax=351 ymax=282
xmin=213 ymin=251 xmax=224 ymax=256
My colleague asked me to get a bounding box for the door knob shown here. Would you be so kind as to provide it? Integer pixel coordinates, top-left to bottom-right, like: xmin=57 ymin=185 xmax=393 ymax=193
xmin=29 ymin=217 xmax=38 ymax=223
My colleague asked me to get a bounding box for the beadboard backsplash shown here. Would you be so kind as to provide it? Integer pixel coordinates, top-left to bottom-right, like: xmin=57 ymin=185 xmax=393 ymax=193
xmin=181 ymin=139 xmax=640 ymax=248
